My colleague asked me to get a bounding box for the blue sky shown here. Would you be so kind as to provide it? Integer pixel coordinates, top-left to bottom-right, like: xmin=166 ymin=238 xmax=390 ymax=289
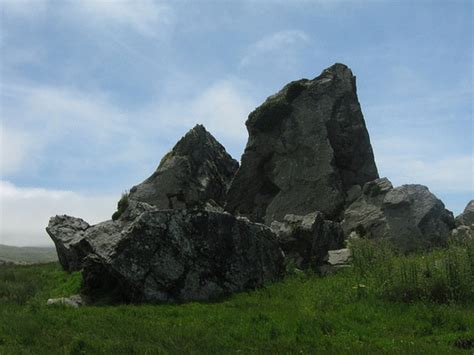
xmin=0 ymin=0 xmax=472 ymax=246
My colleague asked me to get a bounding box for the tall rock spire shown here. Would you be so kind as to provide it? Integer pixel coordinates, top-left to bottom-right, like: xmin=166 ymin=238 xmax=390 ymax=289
xmin=225 ymin=63 xmax=379 ymax=224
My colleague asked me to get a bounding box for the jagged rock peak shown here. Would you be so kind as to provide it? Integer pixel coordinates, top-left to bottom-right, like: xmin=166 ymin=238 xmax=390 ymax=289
xmin=226 ymin=63 xmax=379 ymax=224
xmin=127 ymin=124 xmax=239 ymax=212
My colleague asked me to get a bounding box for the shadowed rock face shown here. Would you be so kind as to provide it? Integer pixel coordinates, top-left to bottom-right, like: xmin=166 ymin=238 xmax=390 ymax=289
xmin=270 ymin=212 xmax=344 ymax=271
xmin=47 ymin=202 xmax=284 ymax=303
xmin=342 ymin=178 xmax=455 ymax=253
xmin=225 ymin=63 xmax=378 ymax=224
xmin=128 ymin=124 xmax=239 ymax=210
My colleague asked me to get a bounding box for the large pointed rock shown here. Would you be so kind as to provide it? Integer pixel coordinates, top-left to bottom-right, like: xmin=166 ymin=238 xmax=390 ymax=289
xmin=225 ymin=63 xmax=378 ymax=224
xmin=342 ymin=178 xmax=456 ymax=252
xmin=46 ymin=201 xmax=284 ymax=303
xmin=128 ymin=124 xmax=238 ymax=211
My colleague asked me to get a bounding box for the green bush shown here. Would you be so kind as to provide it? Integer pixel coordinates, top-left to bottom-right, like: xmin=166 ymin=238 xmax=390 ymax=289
xmin=111 ymin=191 xmax=129 ymax=221
xmin=349 ymin=237 xmax=474 ymax=303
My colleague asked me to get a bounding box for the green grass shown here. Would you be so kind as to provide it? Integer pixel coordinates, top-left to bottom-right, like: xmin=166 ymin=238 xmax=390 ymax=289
xmin=1 ymin=256 xmax=473 ymax=354
xmin=350 ymin=237 xmax=474 ymax=303
xmin=112 ymin=191 xmax=129 ymax=221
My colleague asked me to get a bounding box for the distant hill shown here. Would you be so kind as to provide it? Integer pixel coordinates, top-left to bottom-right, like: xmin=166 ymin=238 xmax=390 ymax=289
xmin=0 ymin=244 xmax=57 ymax=264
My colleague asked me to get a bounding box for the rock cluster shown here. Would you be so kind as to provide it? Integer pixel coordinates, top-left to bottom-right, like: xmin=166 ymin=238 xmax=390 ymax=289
xmin=48 ymin=202 xmax=283 ymax=302
xmin=342 ymin=178 xmax=455 ymax=252
xmin=47 ymin=63 xmax=463 ymax=303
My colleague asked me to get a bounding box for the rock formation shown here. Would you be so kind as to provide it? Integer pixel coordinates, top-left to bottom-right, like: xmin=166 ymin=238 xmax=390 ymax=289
xmin=127 ymin=124 xmax=238 ymax=213
xmin=225 ymin=63 xmax=378 ymax=224
xmin=47 ymin=201 xmax=284 ymax=303
xmin=342 ymin=178 xmax=455 ymax=252
xmin=455 ymin=200 xmax=474 ymax=227
xmin=46 ymin=63 xmax=464 ymax=304
xmin=270 ymin=212 xmax=344 ymax=270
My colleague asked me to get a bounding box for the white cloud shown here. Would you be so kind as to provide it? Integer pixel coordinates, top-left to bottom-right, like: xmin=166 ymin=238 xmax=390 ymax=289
xmin=0 ymin=180 xmax=117 ymax=246
xmin=155 ymin=80 xmax=255 ymax=145
xmin=1 ymin=0 xmax=174 ymax=38
xmin=1 ymin=83 xmax=139 ymax=175
xmin=72 ymin=0 xmax=174 ymax=37
xmin=374 ymin=137 xmax=473 ymax=193
xmin=240 ymin=30 xmax=310 ymax=68
xmin=0 ymin=125 xmax=34 ymax=176
xmin=0 ymin=78 xmax=255 ymax=184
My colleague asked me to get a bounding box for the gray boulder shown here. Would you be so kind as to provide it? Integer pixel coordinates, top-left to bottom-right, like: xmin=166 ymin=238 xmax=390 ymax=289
xmin=326 ymin=248 xmax=352 ymax=267
xmin=127 ymin=124 xmax=238 ymax=212
xmin=47 ymin=202 xmax=284 ymax=303
xmin=46 ymin=215 xmax=91 ymax=272
xmin=319 ymin=248 xmax=352 ymax=275
xmin=226 ymin=63 xmax=378 ymax=224
xmin=455 ymin=200 xmax=474 ymax=227
xmin=270 ymin=212 xmax=344 ymax=270
xmin=342 ymin=178 xmax=455 ymax=252
xmin=451 ymin=225 xmax=473 ymax=242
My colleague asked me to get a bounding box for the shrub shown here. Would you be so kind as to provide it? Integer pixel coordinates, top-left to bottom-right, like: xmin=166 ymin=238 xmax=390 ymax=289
xmin=349 ymin=237 xmax=474 ymax=304
xmin=111 ymin=191 xmax=129 ymax=221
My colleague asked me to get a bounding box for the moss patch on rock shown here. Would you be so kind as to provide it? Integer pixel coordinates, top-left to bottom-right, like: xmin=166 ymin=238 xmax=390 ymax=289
xmin=112 ymin=192 xmax=129 ymax=221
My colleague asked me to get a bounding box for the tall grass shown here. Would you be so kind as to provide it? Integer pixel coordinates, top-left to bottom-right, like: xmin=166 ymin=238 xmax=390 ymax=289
xmin=349 ymin=236 xmax=474 ymax=303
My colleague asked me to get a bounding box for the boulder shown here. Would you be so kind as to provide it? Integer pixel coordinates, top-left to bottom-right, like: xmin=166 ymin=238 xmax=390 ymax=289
xmin=342 ymin=178 xmax=455 ymax=252
xmin=46 ymin=215 xmax=91 ymax=272
xmin=451 ymin=225 xmax=473 ymax=242
xmin=455 ymin=200 xmax=474 ymax=227
xmin=127 ymin=124 xmax=238 ymax=213
xmin=270 ymin=212 xmax=344 ymax=270
xmin=46 ymin=202 xmax=284 ymax=303
xmin=226 ymin=63 xmax=379 ymax=224
xmin=326 ymin=248 xmax=352 ymax=267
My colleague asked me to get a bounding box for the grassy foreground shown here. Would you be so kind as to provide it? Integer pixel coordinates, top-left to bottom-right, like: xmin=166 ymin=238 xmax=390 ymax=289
xmin=0 ymin=263 xmax=472 ymax=354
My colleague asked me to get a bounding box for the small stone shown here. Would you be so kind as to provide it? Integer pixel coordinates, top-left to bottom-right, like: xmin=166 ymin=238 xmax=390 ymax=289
xmin=46 ymin=294 xmax=85 ymax=308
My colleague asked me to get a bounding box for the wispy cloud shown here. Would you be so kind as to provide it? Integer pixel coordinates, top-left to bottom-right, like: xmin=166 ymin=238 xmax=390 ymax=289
xmin=1 ymin=77 xmax=254 ymax=180
xmin=1 ymin=84 xmax=135 ymax=175
xmin=0 ymin=180 xmax=117 ymax=246
xmin=71 ymin=0 xmax=175 ymax=38
xmin=1 ymin=0 xmax=175 ymax=38
xmin=240 ymin=30 xmax=310 ymax=68
xmin=153 ymin=80 xmax=255 ymax=148
xmin=0 ymin=125 xmax=33 ymax=176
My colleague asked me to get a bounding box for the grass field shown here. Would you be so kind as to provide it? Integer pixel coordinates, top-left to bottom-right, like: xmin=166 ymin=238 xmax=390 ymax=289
xmin=1 ymin=239 xmax=473 ymax=355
